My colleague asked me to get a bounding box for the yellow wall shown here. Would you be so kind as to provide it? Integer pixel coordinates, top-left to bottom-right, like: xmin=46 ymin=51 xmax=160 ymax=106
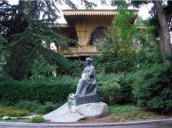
xmin=75 ymin=15 xmax=113 ymax=47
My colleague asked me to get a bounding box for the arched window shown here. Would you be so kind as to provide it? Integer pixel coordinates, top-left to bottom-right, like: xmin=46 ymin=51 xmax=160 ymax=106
xmin=89 ymin=26 xmax=107 ymax=45
xmin=69 ymin=39 xmax=77 ymax=47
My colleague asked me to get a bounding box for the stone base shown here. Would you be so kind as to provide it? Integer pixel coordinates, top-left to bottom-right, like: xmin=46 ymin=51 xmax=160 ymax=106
xmin=75 ymin=94 xmax=100 ymax=106
xmin=43 ymin=102 xmax=108 ymax=122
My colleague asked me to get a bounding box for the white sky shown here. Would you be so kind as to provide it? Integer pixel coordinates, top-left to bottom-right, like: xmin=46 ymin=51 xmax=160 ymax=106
xmin=8 ymin=0 xmax=152 ymax=23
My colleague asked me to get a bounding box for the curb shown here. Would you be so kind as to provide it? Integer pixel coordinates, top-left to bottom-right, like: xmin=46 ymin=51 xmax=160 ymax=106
xmin=0 ymin=118 xmax=172 ymax=127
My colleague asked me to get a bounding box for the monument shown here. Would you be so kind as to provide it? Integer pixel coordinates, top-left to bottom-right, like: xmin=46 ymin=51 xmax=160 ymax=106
xmin=68 ymin=57 xmax=100 ymax=107
xmin=43 ymin=57 xmax=108 ymax=122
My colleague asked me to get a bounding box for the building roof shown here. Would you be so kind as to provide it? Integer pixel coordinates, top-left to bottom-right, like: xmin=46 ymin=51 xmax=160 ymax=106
xmin=62 ymin=9 xmax=138 ymax=16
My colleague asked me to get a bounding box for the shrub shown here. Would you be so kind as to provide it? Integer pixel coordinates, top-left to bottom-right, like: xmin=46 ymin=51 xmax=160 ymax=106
xmin=11 ymin=101 xmax=61 ymax=114
xmin=99 ymin=78 xmax=120 ymax=104
xmin=93 ymin=50 xmax=137 ymax=73
xmin=15 ymin=101 xmax=40 ymax=112
xmin=0 ymin=77 xmax=78 ymax=104
xmin=132 ymin=64 xmax=172 ymax=113
xmin=118 ymin=73 xmax=135 ymax=103
xmin=97 ymin=73 xmax=133 ymax=104
xmin=34 ymin=103 xmax=61 ymax=114
xmin=28 ymin=116 xmax=45 ymax=123
xmin=0 ymin=73 xmax=134 ymax=105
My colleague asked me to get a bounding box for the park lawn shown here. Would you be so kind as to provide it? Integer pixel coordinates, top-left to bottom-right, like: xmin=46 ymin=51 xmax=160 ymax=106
xmin=0 ymin=102 xmax=171 ymax=123
xmin=78 ymin=104 xmax=172 ymax=123
xmin=108 ymin=104 xmax=172 ymax=122
xmin=0 ymin=106 xmax=29 ymax=117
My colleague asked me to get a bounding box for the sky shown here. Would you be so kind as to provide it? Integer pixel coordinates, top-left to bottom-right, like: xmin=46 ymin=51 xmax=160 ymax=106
xmin=8 ymin=0 xmax=152 ymax=23
xmin=6 ymin=0 xmax=172 ymax=43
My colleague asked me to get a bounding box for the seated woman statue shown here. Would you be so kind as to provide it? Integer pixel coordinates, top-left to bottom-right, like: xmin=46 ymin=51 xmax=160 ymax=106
xmin=75 ymin=57 xmax=96 ymax=96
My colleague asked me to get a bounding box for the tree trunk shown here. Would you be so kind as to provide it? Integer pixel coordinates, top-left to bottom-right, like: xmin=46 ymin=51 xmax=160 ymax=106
xmin=18 ymin=0 xmax=25 ymax=14
xmin=15 ymin=0 xmax=29 ymax=80
xmin=152 ymin=0 xmax=171 ymax=65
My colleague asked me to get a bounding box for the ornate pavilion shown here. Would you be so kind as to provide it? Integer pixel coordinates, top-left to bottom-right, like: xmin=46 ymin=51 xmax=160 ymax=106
xmin=56 ymin=9 xmax=139 ymax=58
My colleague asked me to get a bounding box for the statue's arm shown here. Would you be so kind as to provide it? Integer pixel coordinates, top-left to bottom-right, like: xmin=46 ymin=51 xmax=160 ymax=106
xmin=87 ymin=66 xmax=95 ymax=77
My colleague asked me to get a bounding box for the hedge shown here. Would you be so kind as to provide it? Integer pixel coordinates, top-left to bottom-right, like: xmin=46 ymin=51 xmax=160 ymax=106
xmin=0 ymin=74 xmax=134 ymax=105
xmin=0 ymin=77 xmax=78 ymax=103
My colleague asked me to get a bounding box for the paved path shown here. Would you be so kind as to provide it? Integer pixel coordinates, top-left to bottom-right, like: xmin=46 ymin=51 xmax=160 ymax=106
xmin=0 ymin=119 xmax=172 ymax=128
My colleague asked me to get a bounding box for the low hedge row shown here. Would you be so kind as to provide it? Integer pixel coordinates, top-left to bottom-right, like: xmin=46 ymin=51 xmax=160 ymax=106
xmin=0 ymin=77 xmax=78 ymax=103
xmin=0 ymin=74 xmax=132 ymax=105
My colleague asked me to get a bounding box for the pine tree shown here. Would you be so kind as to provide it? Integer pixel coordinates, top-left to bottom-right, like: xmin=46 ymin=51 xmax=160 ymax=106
xmin=0 ymin=0 xmax=74 ymax=79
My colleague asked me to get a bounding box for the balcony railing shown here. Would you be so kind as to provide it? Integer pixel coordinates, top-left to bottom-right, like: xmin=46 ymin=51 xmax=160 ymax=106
xmin=58 ymin=45 xmax=100 ymax=57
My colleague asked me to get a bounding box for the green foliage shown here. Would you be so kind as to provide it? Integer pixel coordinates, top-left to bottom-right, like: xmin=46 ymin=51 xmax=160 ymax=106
xmin=70 ymin=60 xmax=83 ymax=76
xmin=34 ymin=103 xmax=61 ymax=114
xmin=97 ymin=73 xmax=133 ymax=104
xmin=134 ymin=21 xmax=163 ymax=67
xmin=109 ymin=104 xmax=151 ymax=121
xmin=29 ymin=55 xmax=58 ymax=79
xmin=109 ymin=104 xmax=139 ymax=114
xmin=94 ymin=48 xmax=137 ymax=73
xmin=15 ymin=100 xmax=61 ymax=114
xmin=15 ymin=101 xmax=41 ymax=112
xmin=97 ymin=4 xmax=137 ymax=73
xmin=137 ymin=44 xmax=162 ymax=68
xmin=0 ymin=77 xmax=78 ymax=103
xmin=82 ymin=0 xmax=97 ymax=9
xmin=118 ymin=73 xmax=135 ymax=103
xmin=0 ymin=1 xmax=76 ymax=80
xmin=111 ymin=0 xmax=127 ymax=8
xmin=26 ymin=0 xmax=60 ymax=23
xmin=28 ymin=116 xmax=45 ymax=123
xmin=65 ymin=0 xmax=97 ymax=9
xmin=98 ymin=74 xmax=121 ymax=104
xmin=0 ymin=36 xmax=6 ymax=61
xmin=5 ymin=24 xmax=74 ymax=79
xmin=132 ymin=64 xmax=172 ymax=113
xmin=109 ymin=104 xmax=169 ymax=122
xmin=0 ymin=36 xmax=12 ymax=81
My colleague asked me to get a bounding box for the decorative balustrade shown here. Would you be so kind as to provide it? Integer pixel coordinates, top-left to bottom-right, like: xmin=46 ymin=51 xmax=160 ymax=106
xmin=58 ymin=45 xmax=100 ymax=57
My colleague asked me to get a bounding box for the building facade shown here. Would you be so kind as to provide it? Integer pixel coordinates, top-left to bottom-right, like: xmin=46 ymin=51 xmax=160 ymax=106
xmin=56 ymin=9 xmax=138 ymax=58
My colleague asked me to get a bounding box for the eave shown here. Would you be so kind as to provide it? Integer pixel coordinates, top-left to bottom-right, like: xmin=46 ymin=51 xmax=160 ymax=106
xmin=62 ymin=9 xmax=138 ymax=16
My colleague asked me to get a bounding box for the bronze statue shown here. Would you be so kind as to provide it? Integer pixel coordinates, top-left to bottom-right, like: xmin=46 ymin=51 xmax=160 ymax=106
xmin=75 ymin=57 xmax=97 ymax=96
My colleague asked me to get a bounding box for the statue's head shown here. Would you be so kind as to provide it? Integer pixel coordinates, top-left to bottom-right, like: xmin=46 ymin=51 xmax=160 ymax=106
xmin=85 ymin=57 xmax=92 ymax=65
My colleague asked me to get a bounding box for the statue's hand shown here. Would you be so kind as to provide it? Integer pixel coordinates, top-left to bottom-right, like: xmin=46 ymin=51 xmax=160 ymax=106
xmin=81 ymin=73 xmax=89 ymax=79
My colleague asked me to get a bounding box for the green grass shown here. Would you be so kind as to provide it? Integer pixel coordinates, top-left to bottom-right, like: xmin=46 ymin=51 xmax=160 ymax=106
xmin=0 ymin=102 xmax=171 ymax=123
xmin=15 ymin=101 xmax=62 ymax=114
xmin=109 ymin=104 xmax=139 ymax=114
xmin=0 ymin=106 xmax=29 ymax=117
xmin=28 ymin=116 xmax=45 ymax=123
xmin=0 ymin=100 xmax=62 ymax=119
xmin=108 ymin=104 xmax=169 ymax=122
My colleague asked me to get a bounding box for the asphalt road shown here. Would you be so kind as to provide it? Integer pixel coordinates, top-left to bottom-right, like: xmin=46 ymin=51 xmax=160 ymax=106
xmin=0 ymin=120 xmax=172 ymax=128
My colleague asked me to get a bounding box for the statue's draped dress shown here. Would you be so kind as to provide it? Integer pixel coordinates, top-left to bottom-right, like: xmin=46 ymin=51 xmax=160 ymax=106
xmin=75 ymin=65 xmax=96 ymax=96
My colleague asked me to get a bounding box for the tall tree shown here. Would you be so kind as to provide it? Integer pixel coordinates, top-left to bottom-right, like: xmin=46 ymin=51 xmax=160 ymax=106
xmin=152 ymin=1 xmax=171 ymax=64
xmin=98 ymin=3 xmax=137 ymax=73
xmin=130 ymin=0 xmax=172 ymax=64
xmin=0 ymin=0 xmax=74 ymax=79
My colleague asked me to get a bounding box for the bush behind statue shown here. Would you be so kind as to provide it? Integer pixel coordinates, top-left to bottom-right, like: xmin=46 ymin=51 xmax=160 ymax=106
xmin=97 ymin=73 xmax=133 ymax=104
xmin=0 ymin=74 xmax=133 ymax=105
xmin=0 ymin=77 xmax=77 ymax=103
xmin=132 ymin=64 xmax=172 ymax=113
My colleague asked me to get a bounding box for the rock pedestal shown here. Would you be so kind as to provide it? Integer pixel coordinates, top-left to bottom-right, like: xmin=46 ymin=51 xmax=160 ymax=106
xmin=68 ymin=94 xmax=101 ymax=106
xmin=43 ymin=102 xmax=108 ymax=122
